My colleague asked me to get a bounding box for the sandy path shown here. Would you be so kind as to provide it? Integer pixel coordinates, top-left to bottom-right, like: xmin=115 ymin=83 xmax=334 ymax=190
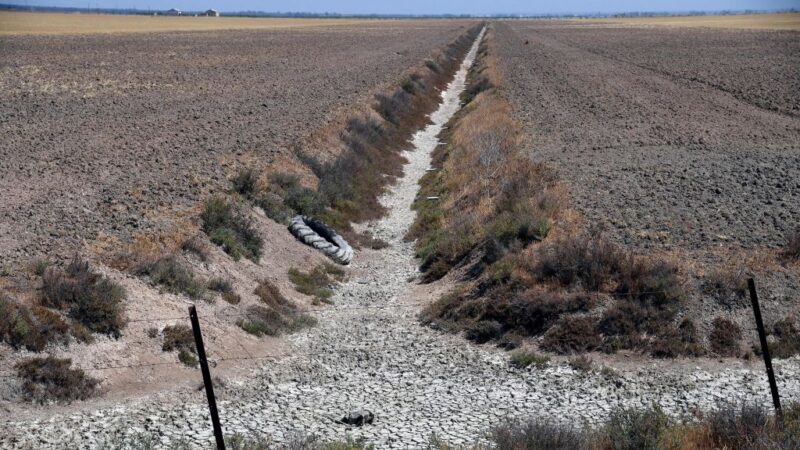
xmin=2 ymin=27 xmax=800 ymax=449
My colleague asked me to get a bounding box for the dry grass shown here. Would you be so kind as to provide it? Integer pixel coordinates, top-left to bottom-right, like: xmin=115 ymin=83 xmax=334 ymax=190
xmin=16 ymin=356 xmax=99 ymax=404
xmin=583 ymin=12 xmax=800 ymax=31
xmin=0 ymin=11 xmax=385 ymax=36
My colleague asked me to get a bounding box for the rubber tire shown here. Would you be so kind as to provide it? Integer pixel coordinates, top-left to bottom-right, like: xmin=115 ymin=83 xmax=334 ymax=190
xmin=288 ymin=215 xmax=354 ymax=265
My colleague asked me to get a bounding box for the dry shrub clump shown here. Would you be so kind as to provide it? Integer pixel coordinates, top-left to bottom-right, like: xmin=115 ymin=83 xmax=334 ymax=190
xmin=201 ymin=196 xmax=263 ymax=262
xmin=41 ymin=256 xmax=126 ymax=338
xmin=709 ymin=317 xmax=742 ymax=357
xmin=288 ymin=264 xmax=345 ymax=305
xmin=476 ymin=402 xmax=800 ymax=450
xmin=783 ymin=227 xmax=800 ymax=260
xmin=161 ymin=324 xmax=197 ymax=368
xmin=15 ymin=356 xmax=99 ymax=404
xmin=138 ymin=256 xmax=207 ymax=300
xmin=766 ymin=316 xmax=800 ymax=358
xmin=0 ymin=295 xmax=68 ymax=351
xmin=237 ymin=280 xmax=317 ymax=337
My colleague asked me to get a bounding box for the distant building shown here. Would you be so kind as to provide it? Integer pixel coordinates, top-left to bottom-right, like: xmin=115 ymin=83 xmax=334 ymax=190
xmin=202 ymin=9 xmax=220 ymax=17
xmin=165 ymin=8 xmax=182 ymax=16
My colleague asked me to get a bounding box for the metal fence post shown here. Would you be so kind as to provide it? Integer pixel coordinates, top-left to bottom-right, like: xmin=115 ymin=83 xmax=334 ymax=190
xmin=189 ymin=305 xmax=226 ymax=449
xmin=747 ymin=278 xmax=782 ymax=418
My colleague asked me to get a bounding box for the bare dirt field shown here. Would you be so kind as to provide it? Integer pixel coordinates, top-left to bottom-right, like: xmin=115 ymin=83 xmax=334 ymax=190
xmin=0 ymin=11 xmax=383 ymax=35
xmin=582 ymin=12 xmax=800 ymax=31
xmin=495 ymin=20 xmax=800 ymax=253
xmin=0 ymin=20 xmax=469 ymax=269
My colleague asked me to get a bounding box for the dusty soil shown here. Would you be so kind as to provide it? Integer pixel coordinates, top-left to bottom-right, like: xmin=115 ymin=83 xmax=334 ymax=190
xmin=0 ymin=21 xmax=471 ymax=270
xmin=4 ymin=31 xmax=799 ymax=448
xmin=494 ymin=21 xmax=800 ymax=253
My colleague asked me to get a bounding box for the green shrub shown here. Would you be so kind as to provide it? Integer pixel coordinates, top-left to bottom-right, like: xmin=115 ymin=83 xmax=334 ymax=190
xmin=41 ymin=256 xmax=126 ymax=338
xmin=510 ymin=350 xmax=550 ymax=369
xmin=256 ymin=191 xmax=293 ymax=224
xmin=178 ymin=348 xmax=198 ymax=368
xmin=16 ymin=356 xmax=98 ymax=404
xmin=201 ymin=197 xmax=263 ymax=262
xmin=288 ymin=264 xmax=344 ymax=302
xmin=141 ymin=257 xmax=206 ymax=300
xmin=207 ymin=277 xmax=233 ymax=293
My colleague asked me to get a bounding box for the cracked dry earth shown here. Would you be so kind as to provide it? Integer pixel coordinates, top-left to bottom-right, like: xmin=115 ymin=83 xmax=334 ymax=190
xmin=2 ymin=28 xmax=800 ymax=450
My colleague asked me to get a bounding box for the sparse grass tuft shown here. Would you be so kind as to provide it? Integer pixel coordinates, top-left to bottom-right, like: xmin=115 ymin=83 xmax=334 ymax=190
xmin=16 ymin=356 xmax=98 ymax=404
xmin=41 ymin=256 xmax=126 ymax=338
xmin=509 ymin=349 xmax=550 ymax=369
xmin=207 ymin=277 xmax=241 ymax=304
xmin=139 ymin=257 xmax=206 ymax=300
xmin=238 ymin=281 xmax=317 ymax=337
xmin=201 ymin=196 xmax=263 ymax=262
xmin=231 ymin=168 xmax=259 ymax=197
xmin=288 ymin=264 xmax=345 ymax=303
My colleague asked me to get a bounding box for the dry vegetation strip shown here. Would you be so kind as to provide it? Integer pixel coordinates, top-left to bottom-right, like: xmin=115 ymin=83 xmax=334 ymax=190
xmin=0 ymin=11 xmax=383 ymax=35
xmin=219 ymin=24 xmax=485 ymax=251
xmin=586 ymin=12 xmax=800 ymax=31
xmin=412 ymin=25 xmax=800 ymax=359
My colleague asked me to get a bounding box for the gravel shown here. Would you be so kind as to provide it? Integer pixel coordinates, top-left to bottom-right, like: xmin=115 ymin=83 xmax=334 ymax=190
xmin=1 ymin=27 xmax=799 ymax=450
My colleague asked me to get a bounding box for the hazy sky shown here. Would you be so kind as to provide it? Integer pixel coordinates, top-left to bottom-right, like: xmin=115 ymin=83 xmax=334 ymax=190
xmin=24 ymin=0 xmax=800 ymax=15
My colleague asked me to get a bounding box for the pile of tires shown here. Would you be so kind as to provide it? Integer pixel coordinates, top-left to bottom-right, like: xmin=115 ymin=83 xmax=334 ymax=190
xmin=288 ymin=215 xmax=354 ymax=265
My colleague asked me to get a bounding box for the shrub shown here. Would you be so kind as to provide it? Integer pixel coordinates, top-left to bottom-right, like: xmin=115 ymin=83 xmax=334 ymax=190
xmin=703 ymin=267 xmax=748 ymax=307
xmin=161 ymin=324 xmax=194 ymax=353
xmin=254 ymin=279 xmax=291 ymax=308
xmin=201 ymin=197 xmax=263 ymax=262
xmin=534 ymin=233 xmax=623 ymax=291
xmin=601 ymin=405 xmax=672 ymax=450
xmin=568 ymin=355 xmax=593 ymax=372
xmin=541 ymin=317 xmax=600 ymax=354
xmin=30 ymin=258 xmax=49 ymax=276
xmin=207 ymin=277 xmax=233 ymax=293
xmin=288 ymin=264 xmax=344 ymax=303
xmin=466 ymin=320 xmax=504 ymax=344
xmin=769 ymin=317 xmax=800 ymax=358
xmin=705 ymin=403 xmax=770 ymax=449
xmin=650 ymin=318 xmax=706 ymax=358
xmin=141 ymin=257 xmax=206 ymax=300
xmin=510 ymin=350 xmax=550 ymax=369
xmin=15 ymin=356 xmax=98 ymax=404
xmin=710 ymin=317 xmax=742 ymax=357
xmin=41 ymin=256 xmax=126 ymax=338
xmin=178 ymin=348 xmax=198 ymax=368
xmin=231 ymin=168 xmax=259 ymax=197
xmin=180 ymin=236 xmax=210 ymax=262
xmin=256 ymin=191 xmax=293 ymax=224
xmin=783 ymin=228 xmax=800 ymax=260
xmin=226 ymin=433 xmax=272 ymax=450
xmin=237 ymin=300 xmax=316 ymax=338
xmin=489 ymin=419 xmax=588 ymax=450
